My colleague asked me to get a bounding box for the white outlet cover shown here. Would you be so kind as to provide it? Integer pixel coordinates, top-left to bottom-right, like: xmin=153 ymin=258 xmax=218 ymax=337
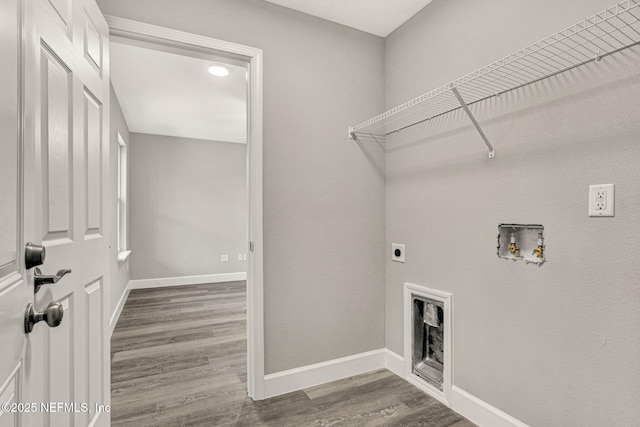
xmin=589 ymin=184 xmax=615 ymax=217
xmin=221 ymin=254 xmax=229 ymax=262
xmin=392 ymin=243 xmax=405 ymax=263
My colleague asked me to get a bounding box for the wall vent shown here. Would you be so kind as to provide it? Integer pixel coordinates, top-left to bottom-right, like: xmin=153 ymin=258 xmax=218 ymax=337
xmin=403 ymin=283 xmax=453 ymax=406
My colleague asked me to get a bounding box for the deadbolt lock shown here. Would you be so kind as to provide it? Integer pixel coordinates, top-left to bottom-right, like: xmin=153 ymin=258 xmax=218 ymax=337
xmin=25 ymin=242 xmax=46 ymax=270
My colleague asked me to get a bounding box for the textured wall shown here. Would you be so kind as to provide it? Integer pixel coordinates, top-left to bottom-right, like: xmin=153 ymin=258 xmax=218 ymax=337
xmin=128 ymin=133 xmax=247 ymax=279
xmin=97 ymin=0 xmax=386 ymax=374
xmin=385 ymin=0 xmax=640 ymax=425
xmin=109 ymin=84 xmax=130 ymax=319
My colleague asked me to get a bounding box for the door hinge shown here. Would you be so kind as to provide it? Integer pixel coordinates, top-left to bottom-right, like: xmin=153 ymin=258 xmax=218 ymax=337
xmin=249 ymin=241 xmax=254 ymax=252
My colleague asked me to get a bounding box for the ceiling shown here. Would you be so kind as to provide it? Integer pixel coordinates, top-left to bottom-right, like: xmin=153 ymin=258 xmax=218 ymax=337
xmin=110 ymin=42 xmax=247 ymax=144
xmin=263 ymin=0 xmax=433 ymax=37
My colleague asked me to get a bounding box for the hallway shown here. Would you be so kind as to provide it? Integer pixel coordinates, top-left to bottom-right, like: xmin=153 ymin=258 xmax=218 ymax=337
xmin=110 ymin=282 xmax=247 ymax=424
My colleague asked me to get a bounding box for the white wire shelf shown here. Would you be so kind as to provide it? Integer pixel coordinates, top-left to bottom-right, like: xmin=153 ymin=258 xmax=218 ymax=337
xmin=348 ymin=0 xmax=640 ymax=158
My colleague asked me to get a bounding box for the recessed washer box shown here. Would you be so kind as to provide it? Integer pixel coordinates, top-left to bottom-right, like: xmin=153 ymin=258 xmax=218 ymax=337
xmin=497 ymin=224 xmax=545 ymax=266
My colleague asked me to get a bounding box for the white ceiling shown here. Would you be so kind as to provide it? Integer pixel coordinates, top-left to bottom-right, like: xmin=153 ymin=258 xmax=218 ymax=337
xmin=263 ymin=0 xmax=433 ymax=37
xmin=110 ymin=1 xmax=431 ymax=142
xmin=110 ymin=42 xmax=247 ymax=144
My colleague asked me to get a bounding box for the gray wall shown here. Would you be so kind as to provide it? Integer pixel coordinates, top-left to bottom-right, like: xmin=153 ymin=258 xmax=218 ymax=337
xmin=385 ymin=0 xmax=640 ymax=425
xmin=97 ymin=0 xmax=386 ymax=374
xmin=109 ymin=84 xmax=130 ymax=320
xmin=129 ymin=133 xmax=247 ymax=279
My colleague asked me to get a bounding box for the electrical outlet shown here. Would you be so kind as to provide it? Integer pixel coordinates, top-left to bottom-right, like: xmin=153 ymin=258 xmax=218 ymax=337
xmin=391 ymin=243 xmax=405 ymax=263
xmin=238 ymin=254 xmax=243 ymax=261
xmin=221 ymin=254 xmax=229 ymax=263
xmin=595 ymin=191 xmax=607 ymax=210
xmin=589 ymin=184 xmax=614 ymax=217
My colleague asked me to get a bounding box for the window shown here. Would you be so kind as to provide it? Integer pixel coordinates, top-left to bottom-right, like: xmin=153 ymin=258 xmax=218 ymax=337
xmin=116 ymin=132 xmax=130 ymax=262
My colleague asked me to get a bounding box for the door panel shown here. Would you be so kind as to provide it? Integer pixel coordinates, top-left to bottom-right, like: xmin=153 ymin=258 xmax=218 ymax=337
xmin=41 ymin=46 xmax=73 ymax=242
xmin=46 ymin=0 xmax=70 ymax=28
xmin=85 ymin=279 xmax=103 ymax=426
xmin=83 ymin=15 xmax=102 ymax=74
xmin=0 ymin=0 xmax=20 ymax=268
xmin=23 ymin=0 xmax=110 ymax=425
xmin=0 ymin=277 xmax=25 ymax=367
xmin=0 ymin=0 xmax=28 ymax=425
xmin=0 ymin=362 xmax=21 ymax=427
xmin=0 ymin=276 xmax=25 ymax=412
xmin=0 ymin=136 xmax=17 ymax=263
xmin=83 ymin=89 xmax=102 ymax=236
xmin=45 ymin=294 xmax=73 ymax=427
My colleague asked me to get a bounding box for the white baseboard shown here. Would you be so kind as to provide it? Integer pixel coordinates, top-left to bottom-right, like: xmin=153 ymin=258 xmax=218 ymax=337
xmin=264 ymin=349 xmax=386 ymax=398
xmin=451 ymin=386 xmax=529 ymax=427
xmin=382 ymin=349 xmax=527 ymax=427
xmin=129 ymin=272 xmax=247 ymax=289
xmin=384 ymin=349 xmax=404 ymax=377
xmin=110 ymin=280 xmax=132 ymax=337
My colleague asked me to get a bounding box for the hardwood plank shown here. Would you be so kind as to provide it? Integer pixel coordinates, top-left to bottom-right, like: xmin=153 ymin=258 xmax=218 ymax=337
xmin=304 ymin=368 xmax=393 ymax=400
xmin=111 ymin=326 xmax=216 ymax=353
xmin=112 ymin=335 xmax=245 ymax=363
xmin=111 ymin=350 xmax=210 ymax=382
xmin=112 ymin=313 xmax=245 ymax=337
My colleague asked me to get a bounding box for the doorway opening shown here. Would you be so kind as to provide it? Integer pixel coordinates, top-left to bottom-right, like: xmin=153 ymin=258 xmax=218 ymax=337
xmin=106 ymin=17 xmax=265 ymax=400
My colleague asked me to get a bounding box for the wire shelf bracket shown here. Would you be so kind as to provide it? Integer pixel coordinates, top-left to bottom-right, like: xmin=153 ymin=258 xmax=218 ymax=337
xmin=451 ymin=87 xmax=495 ymax=158
xmin=348 ymin=0 xmax=640 ymax=159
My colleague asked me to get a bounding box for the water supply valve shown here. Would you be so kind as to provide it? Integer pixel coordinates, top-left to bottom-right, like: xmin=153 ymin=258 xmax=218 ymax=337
xmin=534 ymin=233 xmax=544 ymax=259
xmin=509 ymin=232 xmax=519 ymax=256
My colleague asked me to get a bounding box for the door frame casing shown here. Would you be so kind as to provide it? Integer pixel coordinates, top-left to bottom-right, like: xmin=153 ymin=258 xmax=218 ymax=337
xmin=104 ymin=16 xmax=266 ymax=399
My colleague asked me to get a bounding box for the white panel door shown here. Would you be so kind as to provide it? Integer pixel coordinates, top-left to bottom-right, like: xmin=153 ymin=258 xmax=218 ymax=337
xmin=21 ymin=0 xmax=111 ymax=425
xmin=0 ymin=0 xmax=29 ymax=426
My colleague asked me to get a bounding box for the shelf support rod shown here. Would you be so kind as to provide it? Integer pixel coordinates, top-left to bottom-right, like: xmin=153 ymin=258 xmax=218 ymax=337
xmin=451 ymin=87 xmax=495 ymax=158
xmin=348 ymin=126 xmax=357 ymax=141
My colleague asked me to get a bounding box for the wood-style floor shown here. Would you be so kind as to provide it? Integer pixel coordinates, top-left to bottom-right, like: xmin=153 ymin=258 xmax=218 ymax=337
xmin=111 ymin=282 xmax=476 ymax=426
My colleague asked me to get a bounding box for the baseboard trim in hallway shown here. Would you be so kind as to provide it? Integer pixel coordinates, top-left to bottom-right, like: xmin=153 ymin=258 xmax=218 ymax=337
xmin=129 ymin=272 xmax=247 ymax=289
xmin=264 ymin=347 xmax=528 ymax=427
xmin=110 ymin=279 xmax=132 ymax=337
xmin=264 ymin=349 xmax=387 ymax=398
xmin=384 ymin=348 xmax=405 ymax=377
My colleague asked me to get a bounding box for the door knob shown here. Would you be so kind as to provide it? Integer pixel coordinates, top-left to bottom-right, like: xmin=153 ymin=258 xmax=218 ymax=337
xmin=33 ymin=268 xmax=72 ymax=293
xmin=24 ymin=302 xmax=64 ymax=333
xmin=25 ymin=242 xmax=46 ymax=269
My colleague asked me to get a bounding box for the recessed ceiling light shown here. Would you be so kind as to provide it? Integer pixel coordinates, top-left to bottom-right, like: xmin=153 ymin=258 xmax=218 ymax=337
xmin=208 ymin=65 xmax=229 ymax=77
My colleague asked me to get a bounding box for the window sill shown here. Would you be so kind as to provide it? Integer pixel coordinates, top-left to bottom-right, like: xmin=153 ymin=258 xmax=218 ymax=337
xmin=117 ymin=250 xmax=132 ymax=263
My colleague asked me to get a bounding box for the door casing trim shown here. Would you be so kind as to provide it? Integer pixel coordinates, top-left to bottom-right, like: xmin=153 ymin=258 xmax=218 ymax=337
xmin=104 ymin=16 xmax=265 ymax=399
